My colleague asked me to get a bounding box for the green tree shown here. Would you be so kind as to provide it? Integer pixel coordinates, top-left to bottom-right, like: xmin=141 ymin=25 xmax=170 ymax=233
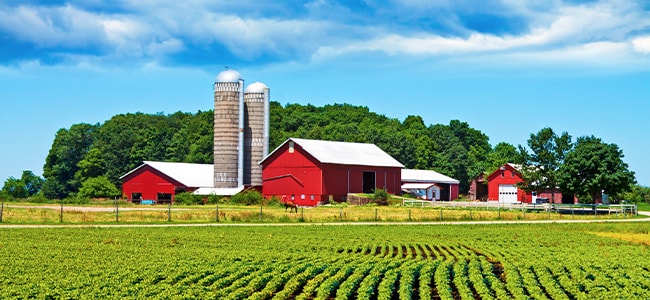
xmin=558 ymin=136 xmax=636 ymax=203
xmin=1 ymin=170 xmax=44 ymax=199
xmin=519 ymin=127 xmax=572 ymax=203
xmin=620 ymin=185 xmax=650 ymax=203
xmin=74 ymin=148 xmax=107 ymax=185
xmin=2 ymin=177 xmax=26 ymax=199
xmin=77 ymin=177 xmax=121 ymax=199
xmin=43 ymin=123 xmax=98 ymax=198
xmin=484 ymin=142 xmax=521 ymax=175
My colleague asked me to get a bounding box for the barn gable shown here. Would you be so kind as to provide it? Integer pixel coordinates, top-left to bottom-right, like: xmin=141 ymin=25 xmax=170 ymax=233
xmin=260 ymin=138 xmax=404 ymax=206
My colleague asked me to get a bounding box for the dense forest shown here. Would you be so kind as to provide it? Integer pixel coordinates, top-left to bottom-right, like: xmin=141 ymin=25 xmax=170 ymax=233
xmin=39 ymin=102 xmax=517 ymax=199
xmin=33 ymin=101 xmax=638 ymax=202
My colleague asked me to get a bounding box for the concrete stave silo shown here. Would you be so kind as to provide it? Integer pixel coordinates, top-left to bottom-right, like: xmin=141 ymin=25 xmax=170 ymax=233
xmin=244 ymin=82 xmax=270 ymax=186
xmin=213 ymin=69 xmax=244 ymax=188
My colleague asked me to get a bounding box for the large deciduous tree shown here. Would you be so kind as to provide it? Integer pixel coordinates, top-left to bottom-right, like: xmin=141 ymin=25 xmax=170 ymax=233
xmin=1 ymin=170 xmax=44 ymax=199
xmin=42 ymin=123 xmax=98 ymax=199
xmin=558 ymin=136 xmax=635 ymax=203
xmin=518 ymin=127 xmax=572 ymax=203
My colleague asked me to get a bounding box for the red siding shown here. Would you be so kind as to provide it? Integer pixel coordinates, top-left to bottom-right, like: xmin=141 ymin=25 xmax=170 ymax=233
xmin=261 ymin=142 xmax=402 ymax=206
xmin=486 ymin=164 xmax=576 ymax=204
xmin=121 ymin=166 xmax=186 ymax=202
xmin=487 ymin=165 xmax=526 ymax=202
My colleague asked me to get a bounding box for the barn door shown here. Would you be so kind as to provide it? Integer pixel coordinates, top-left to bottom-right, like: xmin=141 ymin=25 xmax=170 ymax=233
xmin=363 ymin=171 xmax=376 ymax=194
xmin=498 ymin=184 xmax=518 ymax=203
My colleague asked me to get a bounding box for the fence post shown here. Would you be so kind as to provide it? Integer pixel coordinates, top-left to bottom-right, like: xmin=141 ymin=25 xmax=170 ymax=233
xmin=0 ymin=200 xmax=3 ymax=223
xmin=60 ymin=201 xmax=63 ymax=223
xmin=260 ymin=205 xmax=263 ymax=221
xmin=523 ymin=209 xmax=525 ymax=220
xmin=439 ymin=209 xmax=443 ymax=221
xmin=216 ymin=203 xmax=219 ymax=222
xmin=168 ymin=202 xmax=171 ymax=222
xmin=115 ymin=198 xmax=119 ymax=223
xmin=340 ymin=207 xmax=343 ymax=222
xmin=301 ymin=207 xmax=304 ymax=221
xmin=498 ymin=206 xmax=501 ymax=220
xmin=408 ymin=209 xmax=411 ymax=221
xmin=375 ymin=208 xmax=378 ymax=221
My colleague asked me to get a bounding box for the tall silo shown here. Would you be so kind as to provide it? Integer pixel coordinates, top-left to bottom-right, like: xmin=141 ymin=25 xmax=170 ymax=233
xmin=214 ymin=69 xmax=244 ymax=188
xmin=244 ymin=82 xmax=270 ymax=186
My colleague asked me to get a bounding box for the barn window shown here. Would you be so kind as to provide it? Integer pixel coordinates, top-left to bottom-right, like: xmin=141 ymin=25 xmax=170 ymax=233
xmin=131 ymin=193 xmax=142 ymax=202
xmin=289 ymin=141 xmax=295 ymax=153
xmin=501 ymin=172 xmax=504 ymax=178
xmin=511 ymin=171 xmax=515 ymax=178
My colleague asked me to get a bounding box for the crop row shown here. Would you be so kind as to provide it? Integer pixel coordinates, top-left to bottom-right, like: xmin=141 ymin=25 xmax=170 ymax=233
xmin=1 ymin=223 xmax=649 ymax=298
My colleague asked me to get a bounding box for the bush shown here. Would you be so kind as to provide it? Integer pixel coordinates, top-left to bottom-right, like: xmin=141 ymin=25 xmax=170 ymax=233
xmin=77 ymin=177 xmax=121 ymax=199
xmin=174 ymin=192 xmax=203 ymax=205
xmin=230 ymin=190 xmax=265 ymax=205
xmin=371 ymin=189 xmax=389 ymax=206
xmin=62 ymin=196 xmax=91 ymax=204
xmin=206 ymin=194 xmax=224 ymax=205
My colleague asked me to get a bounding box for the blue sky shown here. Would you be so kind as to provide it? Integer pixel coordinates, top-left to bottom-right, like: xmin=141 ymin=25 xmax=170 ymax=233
xmin=1 ymin=0 xmax=649 ymax=187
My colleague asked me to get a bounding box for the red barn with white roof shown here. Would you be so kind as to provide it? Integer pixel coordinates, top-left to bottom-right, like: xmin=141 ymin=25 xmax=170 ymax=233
xmin=120 ymin=161 xmax=214 ymax=203
xmin=260 ymin=138 xmax=404 ymax=206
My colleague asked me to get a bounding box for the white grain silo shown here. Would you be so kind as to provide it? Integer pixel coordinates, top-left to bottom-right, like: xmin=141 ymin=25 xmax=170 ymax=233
xmin=213 ymin=69 xmax=244 ymax=188
xmin=243 ymin=82 xmax=270 ymax=186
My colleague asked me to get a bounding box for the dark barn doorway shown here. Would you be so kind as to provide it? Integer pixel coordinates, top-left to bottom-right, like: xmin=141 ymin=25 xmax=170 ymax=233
xmin=363 ymin=171 xmax=376 ymax=194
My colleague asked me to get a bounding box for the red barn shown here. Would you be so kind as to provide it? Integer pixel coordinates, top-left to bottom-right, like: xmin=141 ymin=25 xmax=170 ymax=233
xmin=120 ymin=161 xmax=213 ymax=204
xmin=260 ymin=138 xmax=404 ymax=206
xmin=486 ymin=163 xmax=575 ymax=204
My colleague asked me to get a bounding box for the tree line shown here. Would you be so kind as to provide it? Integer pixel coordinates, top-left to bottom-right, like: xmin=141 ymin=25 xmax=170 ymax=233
xmin=1 ymin=102 xmax=645 ymax=203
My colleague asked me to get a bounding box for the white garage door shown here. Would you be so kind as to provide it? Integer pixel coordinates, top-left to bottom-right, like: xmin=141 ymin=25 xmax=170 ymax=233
xmin=498 ymin=184 xmax=518 ymax=203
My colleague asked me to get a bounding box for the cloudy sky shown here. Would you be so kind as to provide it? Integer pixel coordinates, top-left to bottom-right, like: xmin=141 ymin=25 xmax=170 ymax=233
xmin=1 ymin=0 xmax=649 ymax=186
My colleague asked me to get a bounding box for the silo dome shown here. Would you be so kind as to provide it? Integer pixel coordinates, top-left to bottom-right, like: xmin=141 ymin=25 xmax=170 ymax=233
xmin=216 ymin=69 xmax=242 ymax=82
xmin=245 ymin=82 xmax=268 ymax=93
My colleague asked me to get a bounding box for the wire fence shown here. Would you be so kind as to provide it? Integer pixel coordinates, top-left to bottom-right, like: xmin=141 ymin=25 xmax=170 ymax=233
xmin=0 ymin=200 xmax=639 ymax=225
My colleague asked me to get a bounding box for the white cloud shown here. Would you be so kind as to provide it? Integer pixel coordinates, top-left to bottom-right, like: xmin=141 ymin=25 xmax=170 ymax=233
xmin=632 ymin=36 xmax=650 ymax=54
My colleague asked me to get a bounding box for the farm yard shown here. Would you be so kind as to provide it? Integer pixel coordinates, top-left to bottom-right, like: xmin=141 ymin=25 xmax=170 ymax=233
xmin=1 ymin=222 xmax=649 ymax=299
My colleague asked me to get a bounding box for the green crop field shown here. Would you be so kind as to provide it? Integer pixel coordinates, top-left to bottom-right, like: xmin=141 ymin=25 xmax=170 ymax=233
xmin=1 ymin=223 xmax=649 ymax=299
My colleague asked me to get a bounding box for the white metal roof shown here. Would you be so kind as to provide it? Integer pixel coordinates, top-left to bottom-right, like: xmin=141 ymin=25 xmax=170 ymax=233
xmin=401 ymin=169 xmax=460 ymax=184
xmin=193 ymin=187 xmax=244 ymax=196
xmin=120 ymin=161 xmax=214 ymax=188
xmin=401 ymin=183 xmax=436 ymax=190
xmin=262 ymin=138 xmax=404 ymax=168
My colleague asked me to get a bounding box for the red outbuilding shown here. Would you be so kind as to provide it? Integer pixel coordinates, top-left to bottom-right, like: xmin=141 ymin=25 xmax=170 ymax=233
xmin=120 ymin=161 xmax=213 ymax=204
xmin=484 ymin=163 xmax=576 ymax=204
xmin=260 ymin=138 xmax=404 ymax=206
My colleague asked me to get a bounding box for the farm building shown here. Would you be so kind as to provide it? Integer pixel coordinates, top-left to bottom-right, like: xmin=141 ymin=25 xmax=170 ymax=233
xmin=120 ymin=161 xmax=215 ymax=204
xmin=401 ymin=169 xmax=460 ymax=201
xmin=476 ymin=163 xmax=576 ymax=204
xmin=260 ymin=138 xmax=404 ymax=206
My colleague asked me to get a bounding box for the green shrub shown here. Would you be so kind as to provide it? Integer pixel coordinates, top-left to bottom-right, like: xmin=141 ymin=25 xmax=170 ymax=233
xmin=77 ymin=177 xmax=121 ymax=199
xmin=371 ymin=189 xmax=389 ymax=205
xmin=206 ymin=194 xmax=224 ymax=205
xmin=230 ymin=190 xmax=265 ymax=205
xmin=174 ymin=192 xmax=203 ymax=205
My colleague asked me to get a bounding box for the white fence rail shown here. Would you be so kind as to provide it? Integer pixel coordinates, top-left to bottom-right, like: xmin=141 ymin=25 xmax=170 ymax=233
xmin=400 ymin=199 xmax=638 ymax=216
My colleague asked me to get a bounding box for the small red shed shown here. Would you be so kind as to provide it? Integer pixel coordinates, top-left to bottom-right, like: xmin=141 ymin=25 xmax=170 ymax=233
xmin=260 ymin=138 xmax=404 ymax=206
xmin=486 ymin=163 xmax=575 ymax=204
xmin=120 ymin=161 xmax=213 ymax=204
